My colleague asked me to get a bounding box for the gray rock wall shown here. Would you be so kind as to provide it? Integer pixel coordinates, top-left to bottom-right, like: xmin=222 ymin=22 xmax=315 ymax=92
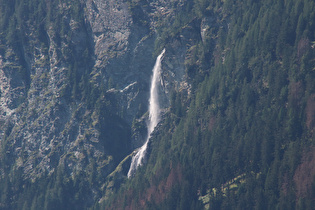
xmin=0 ymin=0 xmax=195 ymax=200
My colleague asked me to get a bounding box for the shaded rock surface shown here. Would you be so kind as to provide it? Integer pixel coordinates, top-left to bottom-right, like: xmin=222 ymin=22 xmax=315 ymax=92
xmin=0 ymin=0 xmax=199 ymax=205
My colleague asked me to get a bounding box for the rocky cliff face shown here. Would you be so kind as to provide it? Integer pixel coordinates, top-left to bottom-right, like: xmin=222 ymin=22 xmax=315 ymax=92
xmin=0 ymin=0 xmax=203 ymax=205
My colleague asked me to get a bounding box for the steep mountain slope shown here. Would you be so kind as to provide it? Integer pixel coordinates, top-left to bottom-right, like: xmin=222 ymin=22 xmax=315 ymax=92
xmin=0 ymin=0 xmax=191 ymax=209
xmin=104 ymin=0 xmax=315 ymax=209
xmin=0 ymin=0 xmax=314 ymax=209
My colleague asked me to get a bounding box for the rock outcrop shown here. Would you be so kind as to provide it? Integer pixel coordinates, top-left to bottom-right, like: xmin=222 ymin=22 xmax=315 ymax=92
xmin=0 ymin=0 xmax=197 ymax=205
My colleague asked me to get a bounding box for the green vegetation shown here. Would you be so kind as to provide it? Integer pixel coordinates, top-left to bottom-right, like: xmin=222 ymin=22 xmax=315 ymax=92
xmin=0 ymin=0 xmax=314 ymax=209
xmin=0 ymin=0 xmax=131 ymax=209
xmin=104 ymin=0 xmax=315 ymax=209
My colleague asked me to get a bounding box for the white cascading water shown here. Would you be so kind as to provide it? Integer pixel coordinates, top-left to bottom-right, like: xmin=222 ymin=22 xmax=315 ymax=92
xmin=127 ymin=49 xmax=165 ymax=178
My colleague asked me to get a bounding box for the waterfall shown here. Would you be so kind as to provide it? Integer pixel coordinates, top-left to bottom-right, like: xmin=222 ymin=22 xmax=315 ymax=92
xmin=127 ymin=49 xmax=165 ymax=178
